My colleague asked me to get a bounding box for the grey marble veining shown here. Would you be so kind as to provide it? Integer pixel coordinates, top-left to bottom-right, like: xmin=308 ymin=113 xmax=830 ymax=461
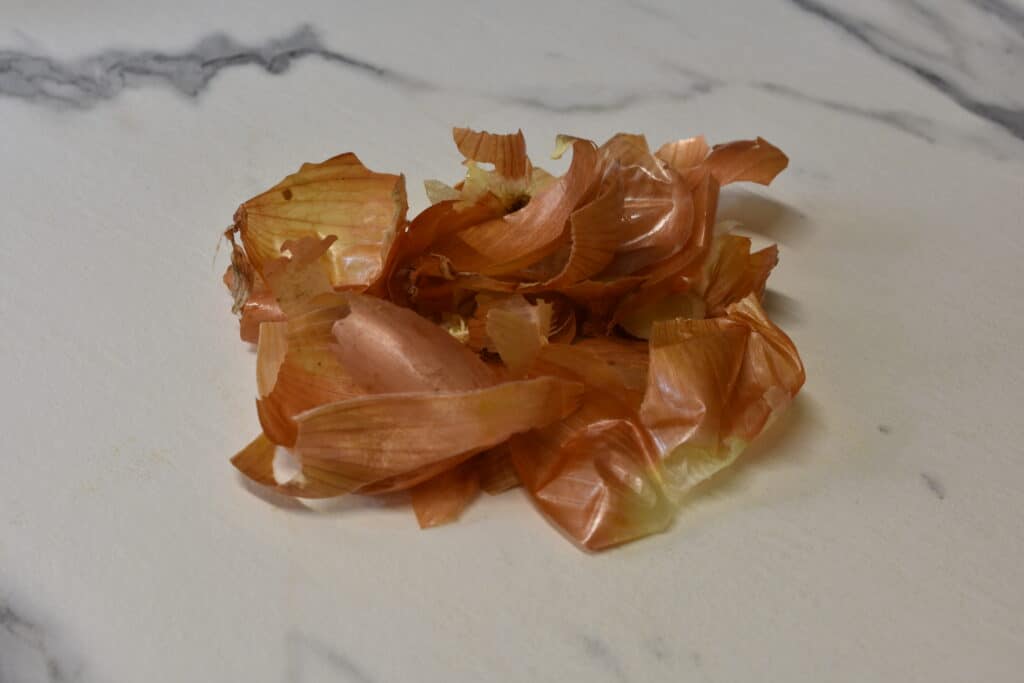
xmin=0 ymin=602 xmax=79 ymax=682
xmin=753 ymin=80 xmax=1019 ymax=159
xmin=285 ymin=632 xmax=375 ymax=683
xmin=0 ymin=23 xmax=721 ymax=120
xmin=972 ymin=0 xmax=1024 ymax=35
xmin=0 ymin=25 xmax=726 ymax=120
xmin=756 ymin=81 xmax=939 ymax=143
xmin=496 ymin=75 xmax=719 ymax=115
xmin=789 ymin=0 xmax=1024 ymax=141
xmin=0 ymin=25 xmax=420 ymax=108
xmin=920 ymin=472 xmax=948 ymax=500
xmin=581 ymin=635 xmax=629 ymax=683
xmin=4 ymin=4 xmax=1022 ymax=155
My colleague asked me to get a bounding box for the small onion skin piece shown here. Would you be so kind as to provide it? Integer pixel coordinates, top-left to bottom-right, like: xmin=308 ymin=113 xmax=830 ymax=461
xmin=331 ymin=292 xmax=495 ymax=393
xmin=453 ymin=127 xmax=531 ymax=181
xmin=235 ymin=153 xmax=407 ymax=290
xmin=483 ymin=296 xmax=553 ymax=376
xmin=510 ymin=339 xmax=672 ymax=550
xmin=704 ymin=137 xmax=789 ymax=186
xmin=640 ymin=294 xmax=804 ymax=497
xmin=510 ymin=390 xmax=671 ymax=549
xmin=410 ymin=460 xmax=481 ymax=528
xmin=477 ymin=444 xmax=521 ymax=495
xmin=515 ymin=418 xmax=675 ymax=551
xmin=230 ymin=433 xmax=360 ymax=499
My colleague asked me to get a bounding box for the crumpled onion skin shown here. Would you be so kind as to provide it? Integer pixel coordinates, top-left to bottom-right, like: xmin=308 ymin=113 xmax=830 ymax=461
xmin=255 ymin=299 xmax=365 ymax=446
xmin=232 ymin=153 xmax=407 ymax=291
xmin=223 ymin=126 xmax=803 ymax=551
xmin=431 ymin=139 xmax=600 ymax=276
xmin=701 ymin=234 xmax=779 ymax=317
xmin=514 ymin=417 xmax=675 ymax=550
xmin=640 ymin=295 xmax=804 ymax=497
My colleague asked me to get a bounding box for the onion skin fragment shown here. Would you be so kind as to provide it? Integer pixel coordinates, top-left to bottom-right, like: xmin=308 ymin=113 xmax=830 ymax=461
xmin=510 ymin=350 xmax=672 ymax=551
xmin=477 ymin=445 xmax=521 ymax=495
xmin=234 ymin=153 xmax=407 ymax=291
xmin=640 ymin=295 xmax=804 ymax=497
xmin=704 ymin=137 xmax=789 ymax=186
xmin=431 ymin=139 xmax=601 ymax=276
xmin=231 ymin=433 xmax=361 ymax=499
xmin=453 ymin=127 xmax=531 ymax=181
xmin=331 ymin=292 xmax=495 ymax=394
xmin=410 ymin=460 xmax=481 ymax=528
xmin=285 ymin=377 xmax=583 ymax=495
xmin=482 ymin=296 xmax=553 ymax=376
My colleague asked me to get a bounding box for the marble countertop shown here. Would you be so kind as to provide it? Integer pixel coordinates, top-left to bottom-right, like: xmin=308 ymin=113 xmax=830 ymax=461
xmin=2 ymin=1 xmax=1023 ymax=681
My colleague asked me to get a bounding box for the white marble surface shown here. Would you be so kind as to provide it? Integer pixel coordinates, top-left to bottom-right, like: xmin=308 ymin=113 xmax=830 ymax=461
xmin=2 ymin=1 xmax=1023 ymax=681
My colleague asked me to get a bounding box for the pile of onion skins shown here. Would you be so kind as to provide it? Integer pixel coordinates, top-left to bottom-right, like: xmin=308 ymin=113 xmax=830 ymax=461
xmin=224 ymin=128 xmax=804 ymax=551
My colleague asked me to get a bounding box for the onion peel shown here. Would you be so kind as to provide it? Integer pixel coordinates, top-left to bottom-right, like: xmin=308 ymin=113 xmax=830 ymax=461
xmin=291 ymin=377 xmax=584 ymax=494
xmin=410 ymin=459 xmax=481 ymax=528
xmin=223 ymin=127 xmax=804 ymax=551
xmin=233 ymin=152 xmax=407 ymax=292
xmin=639 ymin=294 xmax=804 ymax=496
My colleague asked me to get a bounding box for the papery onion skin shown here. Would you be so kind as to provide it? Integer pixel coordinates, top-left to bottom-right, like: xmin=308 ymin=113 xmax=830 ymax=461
xmin=225 ymin=127 xmax=802 ymax=552
xmin=508 ymin=339 xmax=673 ymax=549
xmin=234 ymin=153 xmax=407 ymax=290
xmin=431 ymin=139 xmax=601 ymax=276
xmin=518 ymin=418 xmax=675 ymax=551
xmin=477 ymin=444 xmax=521 ymax=495
xmin=255 ymin=298 xmax=364 ymax=447
xmin=704 ymin=137 xmax=789 ymax=186
xmin=483 ymin=296 xmax=553 ymax=376
xmin=331 ymin=292 xmax=495 ymax=393
xmin=231 ymin=432 xmax=359 ymax=499
xmin=640 ymin=294 xmax=804 ymax=497
xmin=410 ymin=460 xmax=481 ymax=528
xmin=288 ymin=376 xmax=584 ymax=495
xmin=453 ymin=128 xmax=531 ymax=181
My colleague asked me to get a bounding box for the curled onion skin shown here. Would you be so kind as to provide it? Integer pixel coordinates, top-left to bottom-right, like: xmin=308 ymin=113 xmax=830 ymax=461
xmin=225 ymin=127 xmax=802 ymax=551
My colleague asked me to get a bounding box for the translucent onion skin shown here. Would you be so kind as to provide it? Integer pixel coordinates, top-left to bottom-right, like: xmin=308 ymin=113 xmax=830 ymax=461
xmin=224 ymin=127 xmax=803 ymax=551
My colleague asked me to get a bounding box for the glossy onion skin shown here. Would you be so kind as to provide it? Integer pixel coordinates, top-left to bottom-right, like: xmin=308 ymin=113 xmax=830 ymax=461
xmin=225 ymin=128 xmax=801 ymax=550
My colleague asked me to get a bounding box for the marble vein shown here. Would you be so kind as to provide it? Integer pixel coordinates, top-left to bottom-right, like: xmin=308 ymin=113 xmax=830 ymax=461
xmin=970 ymin=0 xmax=1024 ymax=38
xmin=481 ymin=61 xmax=721 ymax=114
xmin=499 ymin=81 xmax=715 ymax=114
xmin=622 ymin=0 xmax=677 ymax=22
xmin=581 ymin=635 xmax=628 ymax=683
xmin=789 ymin=0 xmax=1024 ymax=141
xmin=0 ymin=25 xmax=720 ymax=117
xmin=755 ymin=81 xmax=938 ymax=143
xmin=921 ymin=472 xmax=947 ymax=500
xmin=755 ymin=80 xmax=1021 ymax=160
xmin=0 ymin=603 xmax=76 ymax=682
xmin=0 ymin=25 xmax=422 ymax=108
xmin=285 ymin=632 xmax=375 ymax=683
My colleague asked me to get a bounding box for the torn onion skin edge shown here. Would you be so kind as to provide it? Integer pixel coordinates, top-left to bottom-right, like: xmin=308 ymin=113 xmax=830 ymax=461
xmin=224 ymin=127 xmax=802 ymax=552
